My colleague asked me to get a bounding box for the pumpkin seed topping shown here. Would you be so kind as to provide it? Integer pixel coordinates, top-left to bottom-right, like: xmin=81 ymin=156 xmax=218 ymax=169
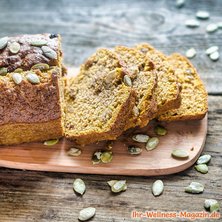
xmin=185 ymin=20 xmax=200 ymax=28
xmin=12 ymin=73 xmax=23 ymax=85
xmin=73 ymin=178 xmax=86 ymax=195
xmin=176 ymin=0 xmax=185 ymax=8
xmin=197 ymin=154 xmax=211 ymax=165
xmin=205 ymin=46 xmax=219 ymax=55
xmin=186 ymin=48 xmax=197 ymax=59
xmin=185 ymin=182 xmax=204 ymax=194
xmin=204 ymin=199 xmax=220 ymax=212
xmin=78 ymin=207 xmax=96 ymax=221
xmin=0 ymin=37 xmax=9 ymax=50
xmin=132 ymin=134 xmax=149 ymax=143
xmin=67 ymin=147 xmax=82 ymax=157
xmin=0 ymin=67 xmax=8 ymax=76
xmin=26 ymin=73 xmax=40 ymax=84
xmin=30 ymin=39 xmax=48 ymax=46
xmin=111 ymin=180 xmax=127 ymax=193
xmin=100 ymin=151 xmax=113 ymax=163
xmin=196 ymin=11 xmax=210 ymax=20
xmin=152 ymin=180 xmax=164 ymax=197
xmin=206 ymin=23 xmax=218 ymax=33
xmin=31 ymin=63 xmax=50 ymax=71
xmin=43 ymin=139 xmax=59 ymax=146
xmin=41 ymin=46 xmax=57 ymax=59
xmin=146 ymin=137 xmax=159 ymax=151
xmin=9 ymin=42 xmax=20 ymax=54
xmin=154 ymin=125 xmax=167 ymax=136
xmin=123 ymin=75 xmax=132 ymax=87
xmin=171 ymin=149 xmax=189 ymax=159
xmin=14 ymin=68 xmax=23 ymax=73
xmin=209 ymin=51 xmax=220 ymax=61
xmin=128 ymin=146 xmax=142 ymax=155
xmin=194 ymin=164 xmax=208 ymax=174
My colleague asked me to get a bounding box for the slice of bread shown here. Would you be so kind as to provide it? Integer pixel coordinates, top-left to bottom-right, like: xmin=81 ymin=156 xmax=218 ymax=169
xmin=158 ymin=53 xmax=208 ymax=121
xmin=115 ymin=46 xmax=157 ymax=129
xmin=136 ymin=43 xmax=180 ymax=116
xmin=64 ymin=48 xmax=135 ymax=145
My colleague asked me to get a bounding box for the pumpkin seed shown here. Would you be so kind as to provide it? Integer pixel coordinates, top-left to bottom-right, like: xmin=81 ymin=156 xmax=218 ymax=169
xmin=43 ymin=139 xmax=59 ymax=146
xmin=154 ymin=125 xmax=167 ymax=136
xmin=132 ymin=134 xmax=149 ymax=143
xmin=107 ymin=180 xmax=127 ymax=191
xmin=0 ymin=37 xmax=9 ymax=50
xmin=206 ymin=23 xmax=218 ymax=33
xmin=30 ymin=39 xmax=48 ymax=46
xmin=146 ymin=137 xmax=159 ymax=151
xmin=14 ymin=68 xmax=23 ymax=73
xmin=0 ymin=67 xmax=7 ymax=76
xmin=209 ymin=51 xmax=220 ymax=61
xmin=152 ymin=180 xmax=164 ymax=197
xmin=73 ymin=178 xmax=86 ymax=195
xmin=210 ymin=203 xmax=220 ymax=212
xmin=197 ymin=154 xmax=211 ymax=165
xmin=185 ymin=182 xmax=204 ymax=194
xmin=31 ymin=63 xmax=50 ymax=71
xmin=41 ymin=46 xmax=57 ymax=59
xmin=92 ymin=151 xmax=102 ymax=164
xmin=111 ymin=180 xmax=127 ymax=193
xmin=205 ymin=46 xmax=219 ymax=55
xmin=67 ymin=147 xmax=82 ymax=157
xmin=9 ymin=42 xmax=20 ymax=54
xmin=12 ymin=73 xmax=23 ymax=85
xmin=171 ymin=149 xmax=189 ymax=159
xmin=196 ymin=11 xmax=210 ymax=20
xmin=176 ymin=0 xmax=185 ymax=8
xmin=186 ymin=48 xmax=197 ymax=59
xmin=123 ymin=75 xmax=132 ymax=87
xmin=26 ymin=73 xmax=40 ymax=84
xmin=128 ymin=146 xmax=142 ymax=155
xmin=132 ymin=106 xmax=139 ymax=117
xmin=204 ymin=199 xmax=218 ymax=209
xmin=78 ymin=207 xmax=96 ymax=221
xmin=100 ymin=151 xmax=113 ymax=163
xmin=195 ymin=164 xmax=208 ymax=174
xmin=185 ymin=20 xmax=200 ymax=28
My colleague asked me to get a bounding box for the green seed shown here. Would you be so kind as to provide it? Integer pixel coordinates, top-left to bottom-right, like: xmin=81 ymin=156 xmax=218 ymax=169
xmin=185 ymin=20 xmax=200 ymax=28
xmin=154 ymin=125 xmax=167 ymax=136
xmin=196 ymin=11 xmax=210 ymax=20
xmin=128 ymin=146 xmax=142 ymax=155
xmin=111 ymin=180 xmax=127 ymax=193
xmin=146 ymin=137 xmax=159 ymax=151
xmin=171 ymin=149 xmax=189 ymax=159
xmin=78 ymin=207 xmax=96 ymax=221
xmin=9 ymin=42 xmax=20 ymax=54
xmin=186 ymin=48 xmax=196 ymax=59
xmin=194 ymin=164 xmax=208 ymax=174
xmin=14 ymin=68 xmax=23 ymax=73
xmin=42 ymin=46 xmax=57 ymax=59
xmin=100 ymin=151 xmax=113 ymax=163
xmin=123 ymin=75 xmax=132 ymax=87
xmin=73 ymin=178 xmax=86 ymax=195
xmin=197 ymin=154 xmax=211 ymax=165
xmin=31 ymin=63 xmax=50 ymax=71
xmin=107 ymin=180 xmax=127 ymax=192
xmin=204 ymin=199 xmax=218 ymax=209
xmin=67 ymin=147 xmax=82 ymax=157
xmin=0 ymin=36 xmax=9 ymax=50
xmin=12 ymin=73 xmax=23 ymax=85
xmin=132 ymin=134 xmax=149 ymax=143
xmin=0 ymin=67 xmax=7 ymax=76
xmin=206 ymin=23 xmax=218 ymax=33
xmin=209 ymin=51 xmax=220 ymax=61
xmin=30 ymin=39 xmax=48 ymax=46
xmin=43 ymin=139 xmax=59 ymax=146
xmin=210 ymin=203 xmax=220 ymax=212
xmin=205 ymin=46 xmax=219 ymax=55
xmin=185 ymin=182 xmax=204 ymax=194
xmin=26 ymin=73 xmax=40 ymax=84
xmin=152 ymin=180 xmax=164 ymax=197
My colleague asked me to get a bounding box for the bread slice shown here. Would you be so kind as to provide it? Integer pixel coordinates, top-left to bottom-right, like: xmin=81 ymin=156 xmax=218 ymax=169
xmin=64 ymin=48 xmax=135 ymax=145
xmin=158 ymin=53 xmax=208 ymax=121
xmin=114 ymin=46 xmax=157 ymax=129
xmin=136 ymin=43 xmax=180 ymax=116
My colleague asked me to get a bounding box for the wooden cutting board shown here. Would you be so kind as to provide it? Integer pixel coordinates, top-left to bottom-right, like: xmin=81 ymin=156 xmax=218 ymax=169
xmin=0 ymin=67 xmax=208 ymax=176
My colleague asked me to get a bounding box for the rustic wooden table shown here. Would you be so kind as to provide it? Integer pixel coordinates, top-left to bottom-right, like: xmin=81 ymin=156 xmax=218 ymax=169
xmin=0 ymin=0 xmax=221 ymax=221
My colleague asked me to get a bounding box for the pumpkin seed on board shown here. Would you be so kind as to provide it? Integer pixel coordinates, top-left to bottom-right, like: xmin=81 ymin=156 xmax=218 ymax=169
xmin=152 ymin=180 xmax=164 ymax=197
xmin=209 ymin=51 xmax=220 ymax=61
xmin=154 ymin=125 xmax=167 ymax=136
xmin=206 ymin=23 xmax=218 ymax=33
xmin=123 ymin=75 xmax=132 ymax=87
xmin=73 ymin=178 xmax=86 ymax=195
xmin=30 ymin=39 xmax=48 ymax=46
xmin=0 ymin=36 xmax=9 ymax=50
xmin=196 ymin=11 xmax=210 ymax=20
xmin=12 ymin=73 xmax=23 ymax=85
xmin=205 ymin=46 xmax=219 ymax=55
xmin=42 ymin=46 xmax=57 ymax=59
xmin=194 ymin=164 xmax=208 ymax=174
xmin=146 ymin=137 xmax=159 ymax=151
xmin=176 ymin=0 xmax=185 ymax=8
xmin=43 ymin=139 xmax=59 ymax=146
xmin=171 ymin=149 xmax=189 ymax=159
xmin=107 ymin=180 xmax=127 ymax=192
xmin=0 ymin=67 xmax=7 ymax=76
xmin=185 ymin=20 xmax=200 ymax=28
xmin=128 ymin=146 xmax=142 ymax=155
xmin=132 ymin=134 xmax=149 ymax=143
xmin=31 ymin=63 xmax=50 ymax=71
xmin=204 ymin=199 xmax=220 ymax=212
xmin=185 ymin=182 xmax=204 ymax=194
xmin=67 ymin=147 xmax=82 ymax=157
xmin=186 ymin=48 xmax=197 ymax=59
xmin=111 ymin=180 xmax=127 ymax=193
xmin=9 ymin=42 xmax=20 ymax=54
xmin=78 ymin=207 xmax=96 ymax=221
xmin=100 ymin=151 xmax=113 ymax=163
xmin=197 ymin=154 xmax=211 ymax=165
xmin=26 ymin=73 xmax=40 ymax=84
xmin=92 ymin=151 xmax=102 ymax=164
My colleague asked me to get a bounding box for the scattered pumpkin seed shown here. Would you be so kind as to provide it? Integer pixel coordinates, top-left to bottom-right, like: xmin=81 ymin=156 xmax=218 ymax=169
xmin=152 ymin=180 xmax=164 ymax=197
xmin=128 ymin=146 xmax=142 ymax=155
xmin=12 ymin=73 xmax=23 ymax=85
xmin=107 ymin=180 xmax=127 ymax=191
xmin=197 ymin=154 xmax=211 ymax=165
xmin=100 ymin=151 xmax=113 ymax=163
xmin=0 ymin=37 xmax=9 ymax=50
xmin=146 ymin=137 xmax=159 ymax=151
xmin=67 ymin=147 xmax=82 ymax=157
xmin=204 ymin=199 xmax=220 ymax=212
xmin=209 ymin=51 xmax=220 ymax=61
xmin=132 ymin=134 xmax=149 ymax=143
xmin=43 ymin=139 xmax=59 ymax=146
xmin=195 ymin=164 xmax=208 ymax=174
xmin=123 ymin=75 xmax=132 ymax=87
xmin=41 ymin=46 xmax=57 ymax=59
xmin=186 ymin=48 xmax=197 ymax=59
xmin=30 ymin=39 xmax=48 ymax=46
xmin=73 ymin=178 xmax=86 ymax=195
xmin=26 ymin=73 xmax=40 ymax=84
xmin=206 ymin=23 xmax=218 ymax=33
xmin=111 ymin=180 xmax=127 ymax=193
xmin=176 ymin=0 xmax=185 ymax=8
xmin=14 ymin=68 xmax=23 ymax=73
xmin=92 ymin=151 xmax=102 ymax=164
xmin=185 ymin=182 xmax=204 ymax=194
xmin=196 ymin=11 xmax=210 ymax=20
xmin=9 ymin=42 xmax=20 ymax=54
xmin=0 ymin=67 xmax=7 ymax=76
xmin=185 ymin=20 xmax=200 ymax=28
xmin=31 ymin=63 xmax=50 ymax=71
xmin=171 ymin=149 xmax=189 ymax=159
xmin=154 ymin=125 xmax=167 ymax=136
xmin=205 ymin=46 xmax=219 ymax=55
xmin=132 ymin=106 xmax=139 ymax=117
xmin=78 ymin=207 xmax=96 ymax=221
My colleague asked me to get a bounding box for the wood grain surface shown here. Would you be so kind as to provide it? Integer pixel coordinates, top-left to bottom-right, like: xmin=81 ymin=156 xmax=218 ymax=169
xmin=0 ymin=0 xmax=222 ymax=221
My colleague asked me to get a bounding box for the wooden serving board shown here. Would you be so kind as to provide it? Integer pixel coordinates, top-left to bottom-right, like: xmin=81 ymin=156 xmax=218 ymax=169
xmin=0 ymin=67 xmax=208 ymax=176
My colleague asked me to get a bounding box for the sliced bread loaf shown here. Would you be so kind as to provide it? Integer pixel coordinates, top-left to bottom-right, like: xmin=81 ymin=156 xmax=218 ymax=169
xmin=64 ymin=48 xmax=135 ymax=145
xmin=158 ymin=53 xmax=208 ymax=121
xmin=115 ymin=46 xmax=157 ymax=129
